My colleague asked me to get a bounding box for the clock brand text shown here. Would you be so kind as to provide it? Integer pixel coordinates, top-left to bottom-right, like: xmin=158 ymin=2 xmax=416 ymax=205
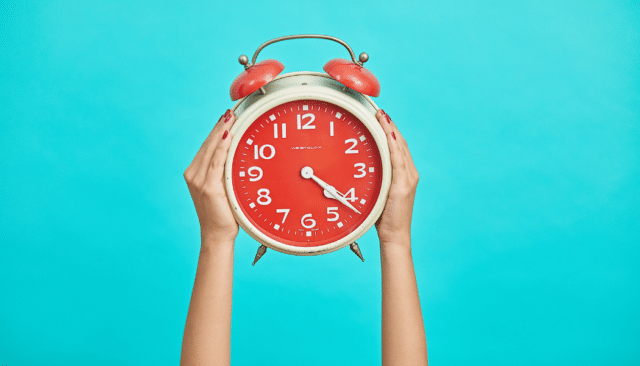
xmin=291 ymin=146 xmax=322 ymax=150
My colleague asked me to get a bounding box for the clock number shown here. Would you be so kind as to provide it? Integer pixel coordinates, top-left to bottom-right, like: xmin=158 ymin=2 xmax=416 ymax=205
xmin=344 ymin=188 xmax=357 ymax=202
xmin=301 ymin=213 xmax=316 ymax=229
xmin=297 ymin=113 xmax=316 ymax=130
xmin=354 ymin=163 xmax=366 ymax=178
xmin=345 ymin=138 xmax=359 ymax=154
xmin=247 ymin=166 xmax=263 ymax=182
xmin=330 ymin=121 xmax=334 ymax=136
xmin=257 ymin=188 xmax=271 ymax=205
xmin=254 ymin=144 xmax=276 ymax=160
xmin=273 ymin=123 xmax=286 ymax=139
xmin=276 ymin=208 xmax=290 ymax=223
xmin=327 ymin=207 xmax=339 ymax=222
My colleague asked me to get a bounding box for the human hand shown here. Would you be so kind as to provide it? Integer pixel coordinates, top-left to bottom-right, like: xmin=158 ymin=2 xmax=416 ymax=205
xmin=183 ymin=109 xmax=238 ymax=246
xmin=374 ymin=109 xmax=420 ymax=249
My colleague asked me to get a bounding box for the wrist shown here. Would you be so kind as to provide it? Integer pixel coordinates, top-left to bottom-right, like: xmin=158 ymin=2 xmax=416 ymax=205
xmin=380 ymin=241 xmax=413 ymax=264
xmin=201 ymin=227 xmax=238 ymax=245
xmin=200 ymin=236 xmax=236 ymax=254
xmin=378 ymin=230 xmax=411 ymax=249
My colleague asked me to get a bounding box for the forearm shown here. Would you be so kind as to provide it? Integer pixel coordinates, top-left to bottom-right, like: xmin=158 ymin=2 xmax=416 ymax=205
xmin=181 ymin=239 xmax=235 ymax=366
xmin=381 ymin=239 xmax=428 ymax=365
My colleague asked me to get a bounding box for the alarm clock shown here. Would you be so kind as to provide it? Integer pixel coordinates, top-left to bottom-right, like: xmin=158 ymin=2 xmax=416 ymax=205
xmin=224 ymin=35 xmax=392 ymax=265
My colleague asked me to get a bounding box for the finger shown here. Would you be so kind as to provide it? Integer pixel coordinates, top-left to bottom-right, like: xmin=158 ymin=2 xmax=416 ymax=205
xmin=377 ymin=109 xmax=409 ymax=153
xmin=375 ymin=109 xmax=394 ymax=135
xmin=204 ymin=129 xmax=233 ymax=191
xmin=376 ymin=109 xmax=408 ymax=171
xmin=185 ymin=112 xmax=225 ymax=182
xmin=193 ymin=110 xmax=236 ymax=184
xmin=187 ymin=111 xmax=227 ymax=168
xmin=386 ymin=129 xmax=407 ymax=182
xmin=392 ymin=127 xmax=419 ymax=180
xmin=379 ymin=110 xmax=408 ymax=154
xmin=199 ymin=110 xmax=236 ymax=169
xmin=378 ymin=110 xmax=418 ymax=181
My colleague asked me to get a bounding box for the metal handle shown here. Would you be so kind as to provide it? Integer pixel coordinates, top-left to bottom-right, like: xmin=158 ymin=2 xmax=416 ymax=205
xmin=238 ymin=34 xmax=369 ymax=69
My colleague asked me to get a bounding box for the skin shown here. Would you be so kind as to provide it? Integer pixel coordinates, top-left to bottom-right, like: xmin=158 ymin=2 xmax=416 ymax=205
xmin=375 ymin=109 xmax=428 ymax=365
xmin=180 ymin=109 xmax=427 ymax=365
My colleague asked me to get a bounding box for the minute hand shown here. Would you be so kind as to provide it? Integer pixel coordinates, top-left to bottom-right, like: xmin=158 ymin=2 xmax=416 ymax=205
xmin=310 ymin=174 xmax=361 ymax=215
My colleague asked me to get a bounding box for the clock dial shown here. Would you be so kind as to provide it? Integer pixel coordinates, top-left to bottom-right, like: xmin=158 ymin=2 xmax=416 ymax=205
xmin=231 ymin=99 xmax=384 ymax=248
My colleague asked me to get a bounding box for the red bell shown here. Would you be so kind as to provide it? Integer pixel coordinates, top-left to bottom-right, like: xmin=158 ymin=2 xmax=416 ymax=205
xmin=230 ymin=59 xmax=285 ymax=101
xmin=323 ymin=58 xmax=380 ymax=97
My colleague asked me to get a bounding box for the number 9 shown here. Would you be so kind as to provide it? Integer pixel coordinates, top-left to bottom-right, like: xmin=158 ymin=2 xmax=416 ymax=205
xmin=248 ymin=166 xmax=263 ymax=182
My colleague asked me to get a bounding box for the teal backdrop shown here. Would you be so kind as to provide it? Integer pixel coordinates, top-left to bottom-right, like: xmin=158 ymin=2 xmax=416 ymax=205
xmin=1 ymin=1 xmax=638 ymax=365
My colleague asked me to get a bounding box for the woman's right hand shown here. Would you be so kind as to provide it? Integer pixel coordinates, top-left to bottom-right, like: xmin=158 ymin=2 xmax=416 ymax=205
xmin=181 ymin=110 xmax=239 ymax=366
xmin=183 ymin=109 xmax=239 ymax=246
xmin=374 ymin=109 xmax=420 ymax=248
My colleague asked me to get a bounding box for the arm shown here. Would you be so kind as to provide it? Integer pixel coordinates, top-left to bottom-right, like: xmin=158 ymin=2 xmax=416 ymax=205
xmin=181 ymin=110 xmax=238 ymax=366
xmin=375 ymin=110 xmax=428 ymax=365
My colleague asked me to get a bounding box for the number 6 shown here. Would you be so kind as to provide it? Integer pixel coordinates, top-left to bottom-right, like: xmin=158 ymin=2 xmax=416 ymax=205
xmin=301 ymin=213 xmax=316 ymax=228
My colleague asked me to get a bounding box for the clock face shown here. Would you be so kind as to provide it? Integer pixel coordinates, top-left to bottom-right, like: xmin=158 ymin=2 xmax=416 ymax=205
xmin=230 ymin=99 xmax=384 ymax=248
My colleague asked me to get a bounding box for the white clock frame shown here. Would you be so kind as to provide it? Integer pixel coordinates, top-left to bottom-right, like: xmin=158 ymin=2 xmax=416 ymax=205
xmin=224 ymin=71 xmax=392 ymax=256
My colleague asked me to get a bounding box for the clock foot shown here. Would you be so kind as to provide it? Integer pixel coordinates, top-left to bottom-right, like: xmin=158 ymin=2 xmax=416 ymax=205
xmin=252 ymin=245 xmax=267 ymax=266
xmin=350 ymin=242 xmax=364 ymax=262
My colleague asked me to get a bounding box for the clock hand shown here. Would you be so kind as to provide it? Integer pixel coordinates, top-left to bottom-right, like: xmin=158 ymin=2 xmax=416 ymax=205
xmin=324 ymin=185 xmax=345 ymax=199
xmin=316 ymin=180 xmax=361 ymax=214
xmin=301 ymin=166 xmax=361 ymax=214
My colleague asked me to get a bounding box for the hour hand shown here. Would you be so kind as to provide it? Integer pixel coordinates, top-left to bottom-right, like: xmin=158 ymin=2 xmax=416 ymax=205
xmin=324 ymin=186 xmax=344 ymax=199
xmin=301 ymin=166 xmax=361 ymax=214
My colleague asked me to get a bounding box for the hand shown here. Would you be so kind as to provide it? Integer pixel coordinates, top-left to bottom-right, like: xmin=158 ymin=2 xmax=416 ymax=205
xmin=374 ymin=109 xmax=420 ymax=248
xmin=301 ymin=166 xmax=361 ymax=214
xmin=183 ymin=109 xmax=239 ymax=246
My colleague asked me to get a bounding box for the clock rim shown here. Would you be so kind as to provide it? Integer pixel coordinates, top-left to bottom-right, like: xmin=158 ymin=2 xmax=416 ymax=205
xmin=224 ymin=75 xmax=392 ymax=256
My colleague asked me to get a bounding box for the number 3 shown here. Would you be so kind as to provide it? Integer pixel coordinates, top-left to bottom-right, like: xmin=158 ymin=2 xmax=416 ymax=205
xmin=354 ymin=163 xmax=366 ymax=178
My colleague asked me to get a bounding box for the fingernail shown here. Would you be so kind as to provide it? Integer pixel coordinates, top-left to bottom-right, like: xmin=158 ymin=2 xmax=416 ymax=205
xmin=391 ymin=131 xmax=396 ymax=140
xmin=222 ymin=130 xmax=229 ymax=140
xmin=223 ymin=109 xmax=232 ymax=123
xmin=380 ymin=109 xmax=391 ymax=124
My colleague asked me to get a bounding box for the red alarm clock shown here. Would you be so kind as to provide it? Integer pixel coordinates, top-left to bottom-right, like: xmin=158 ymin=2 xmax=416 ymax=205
xmin=224 ymin=35 xmax=391 ymax=265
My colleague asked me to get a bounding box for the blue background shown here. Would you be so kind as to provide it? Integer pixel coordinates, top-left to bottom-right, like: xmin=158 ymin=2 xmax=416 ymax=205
xmin=1 ymin=1 xmax=638 ymax=365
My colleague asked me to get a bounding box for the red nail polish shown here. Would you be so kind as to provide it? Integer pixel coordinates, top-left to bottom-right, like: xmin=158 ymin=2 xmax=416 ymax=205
xmin=222 ymin=130 xmax=229 ymax=140
xmin=391 ymin=131 xmax=396 ymax=140
xmin=380 ymin=109 xmax=386 ymax=117
xmin=223 ymin=109 xmax=232 ymax=123
xmin=385 ymin=113 xmax=392 ymax=124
